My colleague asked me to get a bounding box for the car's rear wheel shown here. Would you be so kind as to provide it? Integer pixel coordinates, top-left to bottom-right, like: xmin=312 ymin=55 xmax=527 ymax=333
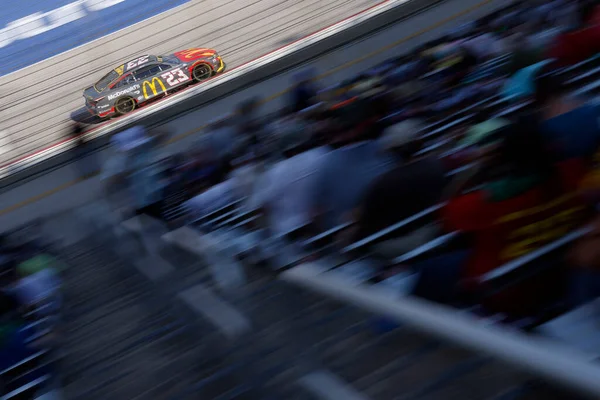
xmin=192 ymin=64 xmax=213 ymax=82
xmin=114 ymin=97 xmax=136 ymax=116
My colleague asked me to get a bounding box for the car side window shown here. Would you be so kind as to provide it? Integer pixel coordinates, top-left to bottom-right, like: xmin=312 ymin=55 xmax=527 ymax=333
xmin=158 ymin=64 xmax=173 ymax=72
xmin=133 ymin=64 xmax=162 ymax=80
xmin=114 ymin=74 xmax=136 ymax=88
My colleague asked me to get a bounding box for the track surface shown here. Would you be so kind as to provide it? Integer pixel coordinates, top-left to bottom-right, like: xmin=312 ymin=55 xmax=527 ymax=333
xmin=0 ymin=0 xmax=377 ymax=166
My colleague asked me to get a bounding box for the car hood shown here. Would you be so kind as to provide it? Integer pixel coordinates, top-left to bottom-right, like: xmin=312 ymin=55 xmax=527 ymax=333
xmin=172 ymin=48 xmax=216 ymax=62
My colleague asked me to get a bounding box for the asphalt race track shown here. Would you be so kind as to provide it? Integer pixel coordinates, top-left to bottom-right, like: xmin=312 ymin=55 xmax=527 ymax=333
xmin=0 ymin=0 xmax=378 ymax=167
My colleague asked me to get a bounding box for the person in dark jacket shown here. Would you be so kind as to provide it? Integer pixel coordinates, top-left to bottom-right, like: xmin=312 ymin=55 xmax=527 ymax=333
xmin=289 ymin=70 xmax=318 ymax=112
xmin=70 ymin=122 xmax=97 ymax=179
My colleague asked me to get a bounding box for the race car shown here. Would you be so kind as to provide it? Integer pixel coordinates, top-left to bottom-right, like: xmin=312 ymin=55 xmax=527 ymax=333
xmin=83 ymin=48 xmax=226 ymax=118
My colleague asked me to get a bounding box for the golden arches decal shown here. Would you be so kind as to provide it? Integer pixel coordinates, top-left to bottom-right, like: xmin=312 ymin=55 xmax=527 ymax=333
xmin=142 ymin=77 xmax=167 ymax=99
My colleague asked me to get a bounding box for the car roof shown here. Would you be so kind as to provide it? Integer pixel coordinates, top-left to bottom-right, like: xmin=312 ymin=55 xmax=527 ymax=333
xmin=115 ymin=55 xmax=161 ymax=75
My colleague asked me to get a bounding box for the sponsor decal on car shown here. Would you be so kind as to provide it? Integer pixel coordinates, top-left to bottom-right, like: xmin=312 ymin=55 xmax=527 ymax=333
xmin=142 ymin=77 xmax=167 ymax=99
xmin=108 ymin=84 xmax=141 ymax=100
xmin=176 ymin=48 xmax=214 ymax=60
xmin=161 ymin=67 xmax=189 ymax=87
xmin=126 ymin=55 xmax=150 ymax=70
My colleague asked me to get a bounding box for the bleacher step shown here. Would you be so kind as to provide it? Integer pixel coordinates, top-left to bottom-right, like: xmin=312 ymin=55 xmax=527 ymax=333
xmin=57 ymin=240 xmax=222 ymax=399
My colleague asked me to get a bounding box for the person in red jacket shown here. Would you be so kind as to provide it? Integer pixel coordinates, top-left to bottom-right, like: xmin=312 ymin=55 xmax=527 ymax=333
xmin=548 ymin=0 xmax=600 ymax=66
xmin=443 ymin=117 xmax=592 ymax=316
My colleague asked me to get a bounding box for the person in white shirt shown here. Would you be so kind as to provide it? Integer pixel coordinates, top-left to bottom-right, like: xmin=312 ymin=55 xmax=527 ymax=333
xmin=184 ymin=180 xmax=234 ymax=220
xmin=183 ymin=152 xmax=262 ymax=220
xmin=252 ymin=128 xmax=327 ymax=237
xmin=102 ymin=126 xmax=164 ymax=219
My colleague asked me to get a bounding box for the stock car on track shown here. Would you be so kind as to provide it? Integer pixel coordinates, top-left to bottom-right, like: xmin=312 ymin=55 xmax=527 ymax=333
xmin=83 ymin=48 xmax=226 ymax=118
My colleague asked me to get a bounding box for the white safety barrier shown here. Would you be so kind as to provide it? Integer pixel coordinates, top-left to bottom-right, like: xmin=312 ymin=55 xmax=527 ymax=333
xmin=163 ymin=226 xmax=247 ymax=291
xmin=120 ymin=216 xmax=175 ymax=281
xmin=178 ymin=283 xmax=252 ymax=339
xmin=281 ymin=264 xmax=600 ymax=399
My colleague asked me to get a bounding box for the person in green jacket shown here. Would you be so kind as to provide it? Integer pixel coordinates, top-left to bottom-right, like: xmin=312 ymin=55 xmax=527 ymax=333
xmin=16 ymin=253 xmax=66 ymax=278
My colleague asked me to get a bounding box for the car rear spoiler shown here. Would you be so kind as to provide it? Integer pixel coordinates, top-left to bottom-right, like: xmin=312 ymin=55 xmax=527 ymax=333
xmin=84 ymin=86 xmax=102 ymax=100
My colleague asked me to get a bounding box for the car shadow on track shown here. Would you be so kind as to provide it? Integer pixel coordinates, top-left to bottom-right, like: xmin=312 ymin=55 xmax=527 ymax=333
xmin=277 ymin=35 xmax=303 ymax=46
xmin=70 ymin=107 xmax=107 ymax=125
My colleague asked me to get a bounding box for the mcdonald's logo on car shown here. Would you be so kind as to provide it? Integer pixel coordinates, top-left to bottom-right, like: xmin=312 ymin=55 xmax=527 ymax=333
xmin=142 ymin=77 xmax=166 ymax=99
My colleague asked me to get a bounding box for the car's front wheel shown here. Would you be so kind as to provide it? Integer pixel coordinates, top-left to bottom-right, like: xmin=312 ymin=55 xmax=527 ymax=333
xmin=192 ymin=63 xmax=213 ymax=82
xmin=114 ymin=97 xmax=136 ymax=116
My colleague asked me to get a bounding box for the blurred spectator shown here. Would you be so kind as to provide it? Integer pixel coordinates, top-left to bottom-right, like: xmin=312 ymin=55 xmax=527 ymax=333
xmin=446 ymin=46 xmax=479 ymax=87
xmin=102 ymin=126 xmax=165 ymax=220
xmin=401 ymin=96 xmax=433 ymax=120
xmin=502 ymin=59 xmax=552 ymax=100
xmin=353 ymin=119 xmax=446 ymax=257
xmin=590 ymin=0 xmax=600 ymax=26
xmin=7 ymin=263 xmax=61 ymax=315
xmin=229 ymin=153 xmax=262 ymax=202
xmin=252 ymin=122 xmax=327 ymax=237
xmin=237 ymin=97 xmax=261 ymax=127
xmin=459 ymin=107 xmax=510 ymax=147
xmin=184 ymin=178 xmax=234 ymax=221
xmin=184 ymin=152 xmax=260 ymax=219
xmin=443 ymin=119 xmax=590 ymax=315
xmin=351 ymin=75 xmax=386 ymax=99
xmin=503 ymin=17 xmax=554 ymax=76
xmin=289 ymin=70 xmax=318 ymax=112
xmin=462 ymin=30 xmax=504 ymax=61
xmin=547 ymin=0 xmax=600 ymax=66
xmin=16 ymin=252 xmax=65 ymax=277
xmin=201 ymin=115 xmax=236 ymax=165
xmin=179 ymin=144 xmax=229 ymax=198
xmin=70 ymin=122 xmax=97 ymax=179
xmin=148 ymin=127 xmax=170 ymax=148
xmin=126 ymin=133 xmax=166 ymax=220
xmin=503 ymin=33 xmax=542 ymax=77
xmin=536 ymin=68 xmax=600 ymax=162
xmin=268 ymin=109 xmax=310 ymax=157
xmin=525 ymin=18 xmax=562 ymax=53
xmin=310 ymin=97 xmax=393 ymax=230
xmin=236 ymin=97 xmax=267 ymax=145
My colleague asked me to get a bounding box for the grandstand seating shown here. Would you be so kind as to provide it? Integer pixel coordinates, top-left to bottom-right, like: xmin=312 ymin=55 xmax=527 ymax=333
xmin=172 ymin=46 xmax=600 ymax=332
xmin=90 ymin=44 xmax=600 ymax=395
xmin=1 ymin=305 xmax=57 ymax=399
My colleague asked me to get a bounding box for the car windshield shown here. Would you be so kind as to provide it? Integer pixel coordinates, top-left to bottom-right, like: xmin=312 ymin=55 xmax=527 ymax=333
xmin=95 ymin=70 xmax=120 ymax=92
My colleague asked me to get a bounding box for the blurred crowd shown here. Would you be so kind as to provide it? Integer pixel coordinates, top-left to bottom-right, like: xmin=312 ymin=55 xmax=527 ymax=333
xmin=97 ymin=0 xmax=600 ymax=320
xmin=0 ymin=230 xmax=62 ymax=379
xmin=6 ymin=0 xmax=600 ymax=395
